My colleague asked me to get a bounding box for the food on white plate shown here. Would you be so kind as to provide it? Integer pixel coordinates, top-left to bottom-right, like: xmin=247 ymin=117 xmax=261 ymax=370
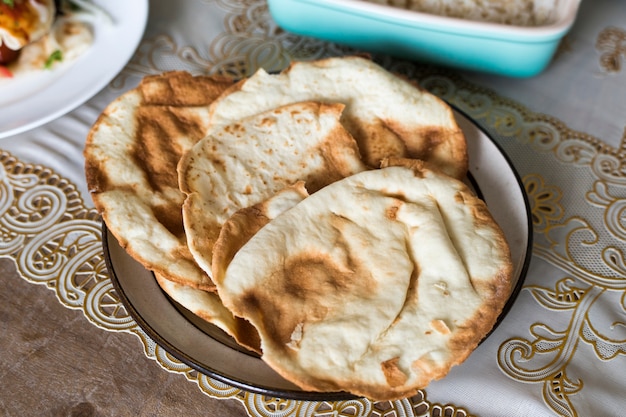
xmin=214 ymin=158 xmax=513 ymax=400
xmin=178 ymin=100 xmax=367 ymax=278
xmin=0 ymin=0 xmax=109 ymax=80
xmin=362 ymin=0 xmax=557 ymax=26
xmin=85 ymin=71 xmax=235 ymax=292
xmin=0 ymin=0 xmax=55 ymax=56
xmin=85 ymin=56 xmax=513 ymax=400
xmin=207 ymin=56 xmax=468 ymax=180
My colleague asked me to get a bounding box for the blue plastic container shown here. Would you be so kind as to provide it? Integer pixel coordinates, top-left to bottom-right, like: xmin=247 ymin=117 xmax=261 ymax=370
xmin=268 ymin=0 xmax=581 ymax=77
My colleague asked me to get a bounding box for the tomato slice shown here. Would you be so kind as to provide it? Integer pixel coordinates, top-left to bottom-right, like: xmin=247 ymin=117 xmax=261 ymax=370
xmin=0 ymin=66 xmax=13 ymax=78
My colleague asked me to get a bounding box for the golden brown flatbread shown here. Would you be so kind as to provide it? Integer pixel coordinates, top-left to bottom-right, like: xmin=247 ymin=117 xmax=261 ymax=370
xmin=178 ymin=101 xmax=367 ymax=278
xmin=87 ymin=58 xmax=498 ymax=400
xmin=85 ymin=71 xmax=233 ymax=291
xmin=207 ymin=56 xmax=468 ymax=179
xmin=215 ymin=158 xmax=512 ymax=400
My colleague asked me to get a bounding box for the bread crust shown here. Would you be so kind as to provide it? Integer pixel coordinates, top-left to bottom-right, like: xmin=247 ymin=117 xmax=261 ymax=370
xmin=86 ymin=59 xmax=509 ymax=401
xmin=85 ymin=71 xmax=233 ymax=291
xmin=208 ymin=56 xmax=468 ymax=180
xmin=216 ymin=163 xmax=513 ymax=401
xmin=178 ymin=101 xmax=367 ymax=278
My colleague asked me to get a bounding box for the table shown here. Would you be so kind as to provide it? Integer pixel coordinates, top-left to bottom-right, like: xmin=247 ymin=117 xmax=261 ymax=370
xmin=2 ymin=0 xmax=625 ymax=416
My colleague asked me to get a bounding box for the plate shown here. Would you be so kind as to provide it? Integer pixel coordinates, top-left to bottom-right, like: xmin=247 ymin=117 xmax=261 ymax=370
xmin=0 ymin=0 xmax=149 ymax=139
xmin=104 ymin=109 xmax=533 ymax=401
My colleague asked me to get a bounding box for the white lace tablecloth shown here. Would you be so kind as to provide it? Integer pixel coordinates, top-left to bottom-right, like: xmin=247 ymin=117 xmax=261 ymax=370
xmin=2 ymin=0 xmax=625 ymax=416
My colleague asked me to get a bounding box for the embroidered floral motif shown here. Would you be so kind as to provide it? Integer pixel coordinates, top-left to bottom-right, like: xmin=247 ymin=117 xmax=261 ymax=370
xmin=499 ymin=210 xmax=626 ymax=417
xmin=0 ymin=151 xmax=131 ymax=327
xmin=524 ymin=174 xmax=564 ymax=233
xmin=111 ymin=0 xmax=347 ymax=88
xmin=596 ymin=26 xmax=626 ymax=72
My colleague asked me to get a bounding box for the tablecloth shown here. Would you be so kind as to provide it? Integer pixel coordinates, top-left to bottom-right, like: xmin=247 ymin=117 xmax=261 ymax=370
xmin=1 ymin=0 xmax=625 ymax=416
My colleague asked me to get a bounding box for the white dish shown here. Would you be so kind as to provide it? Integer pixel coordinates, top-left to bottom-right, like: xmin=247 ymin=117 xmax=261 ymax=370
xmin=104 ymin=109 xmax=532 ymax=400
xmin=0 ymin=0 xmax=149 ymax=139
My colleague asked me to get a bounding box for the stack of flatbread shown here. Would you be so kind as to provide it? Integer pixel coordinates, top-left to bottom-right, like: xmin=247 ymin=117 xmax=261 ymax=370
xmin=84 ymin=56 xmax=512 ymax=401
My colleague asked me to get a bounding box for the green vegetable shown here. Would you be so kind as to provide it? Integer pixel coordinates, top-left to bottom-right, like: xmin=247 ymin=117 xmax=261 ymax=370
xmin=44 ymin=50 xmax=63 ymax=69
xmin=2 ymin=0 xmax=14 ymax=8
xmin=66 ymin=0 xmax=82 ymax=12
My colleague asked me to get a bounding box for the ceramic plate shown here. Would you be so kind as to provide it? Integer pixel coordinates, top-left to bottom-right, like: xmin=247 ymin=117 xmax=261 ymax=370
xmin=104 ymin=109 xmax=533 ymax=400
xmin=0 ymin=0 xmax=148 ymax=139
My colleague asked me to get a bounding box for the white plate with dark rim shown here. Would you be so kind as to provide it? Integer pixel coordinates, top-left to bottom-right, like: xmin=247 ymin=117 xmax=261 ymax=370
xmin=103 ymin=109 xmax=533 ymax=401
xmin=0 ymin=0 xmax=148 ymax=139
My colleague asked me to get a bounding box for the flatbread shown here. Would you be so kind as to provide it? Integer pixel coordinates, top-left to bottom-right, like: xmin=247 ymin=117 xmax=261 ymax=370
xmin=207 ymin=56 xmax=467 ymax=179
xmin=206 ymin=182 xmax=310 ymax=351
xmin=212 ymin=181 xmax=309 ymax=285
xmin=178 ymin=101 xmax=367 ymax=277
xmin=215 ymin=158 xmax=513 ymax=400
xmin=154 ymin=273 xmax=261 ymax=354
xmin=85 ymin=71 xmax=234 ymax=291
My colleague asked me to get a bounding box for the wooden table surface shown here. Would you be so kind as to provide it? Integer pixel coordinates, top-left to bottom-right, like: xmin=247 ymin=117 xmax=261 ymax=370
xmin=1 ymin=258 xmax=246 ymax=416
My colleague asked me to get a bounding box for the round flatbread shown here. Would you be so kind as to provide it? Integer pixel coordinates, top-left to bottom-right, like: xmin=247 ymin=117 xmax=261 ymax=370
xmin=207 ymin=56 xmax=467 ymax=179
xmin=178 ymin=101 xmax=367 ymax=277
xmin=215 ymin=158 xmax=513 ymax=400
xmin=85 ymin=71 xmax=234 ymax=291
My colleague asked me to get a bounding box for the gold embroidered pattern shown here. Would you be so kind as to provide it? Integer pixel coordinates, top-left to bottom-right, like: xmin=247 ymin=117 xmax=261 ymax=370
xmin=111 ymin=0 xmax=349 ymax=89
xmin=0 ymin=152 xmax=132 ymax=330
xmin=524 ymin=173 xmax=564 ymax=233
xmin=596 ymin=26 xmax=626 ymax=72
xmin=500 ymin=214 xmax=626 ymax=417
